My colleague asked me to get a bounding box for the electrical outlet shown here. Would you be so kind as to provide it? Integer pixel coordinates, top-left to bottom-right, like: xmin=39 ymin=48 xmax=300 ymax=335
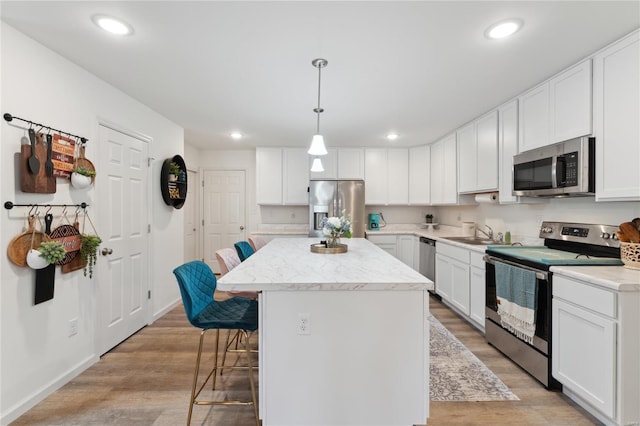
xmin=68 ymin=318 xmax=78 ymax=337
xmin=297 ymin=313 xmax=311 ymax=335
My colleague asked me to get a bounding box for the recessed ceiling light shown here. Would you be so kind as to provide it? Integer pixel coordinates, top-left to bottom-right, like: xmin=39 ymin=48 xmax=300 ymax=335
xmin=92 ymin=15 xmax=133 ymax=36
xmin=230 ymin=132 xmax=243 ymax=140
xmin=386 ymin=133 xmax=399 ymax=141
xmin=485 ymin=19 xmax=523 ymax=40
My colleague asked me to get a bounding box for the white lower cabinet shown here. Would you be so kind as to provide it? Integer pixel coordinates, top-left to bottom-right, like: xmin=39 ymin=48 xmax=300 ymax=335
xmin=469 ymin=252 xmax=486 ymax=330
xmin=436 ymin=242 xmax=485 ymax=331
xmin=366 ymin=234 xmax=397 ymax=257
xmin=552 ymin=273 xmax=640 ymax=426
xmin=367 ymin=234 xmax=419 ymax=271
xmin=436 ymin=242 xmax=470 ymax=316
xmin=396 ymin=235 xmax=417 ymax=269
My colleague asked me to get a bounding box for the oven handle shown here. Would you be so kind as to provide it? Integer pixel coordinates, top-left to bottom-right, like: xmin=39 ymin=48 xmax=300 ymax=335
xmin=483 ymin=254 xmax=549 ymax=281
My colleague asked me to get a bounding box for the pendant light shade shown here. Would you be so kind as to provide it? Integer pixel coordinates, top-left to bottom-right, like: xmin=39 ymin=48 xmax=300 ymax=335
xmin=308 ymin=134 xmax=328 ymax=156
xmin=308 ymin=58 xmax=328 ymax=157
xmin=310 ymin=157 xmax=324 ymax=172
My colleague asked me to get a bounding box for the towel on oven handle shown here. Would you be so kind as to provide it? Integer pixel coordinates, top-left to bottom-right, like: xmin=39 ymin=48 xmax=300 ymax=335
xmin=495 ymin=261 xmax=538 ymax=344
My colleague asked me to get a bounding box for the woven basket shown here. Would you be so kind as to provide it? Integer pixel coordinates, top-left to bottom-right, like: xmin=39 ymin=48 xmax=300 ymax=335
xmin=620 ymin=242 xmax=640 ymax=270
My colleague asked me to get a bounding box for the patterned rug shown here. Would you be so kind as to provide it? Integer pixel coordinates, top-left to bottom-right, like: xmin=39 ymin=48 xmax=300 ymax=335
xmin=430 ymin=315 xmax=519 ymax=402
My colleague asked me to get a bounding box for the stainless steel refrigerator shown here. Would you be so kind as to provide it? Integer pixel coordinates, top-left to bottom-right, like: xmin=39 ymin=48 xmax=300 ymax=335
xmin=309 ymin=180 xmax=365 ymax=238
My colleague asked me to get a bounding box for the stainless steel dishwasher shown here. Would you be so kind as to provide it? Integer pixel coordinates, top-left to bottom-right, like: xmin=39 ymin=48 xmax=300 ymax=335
xmin=419 ymin=237 xmax=436 ymax=292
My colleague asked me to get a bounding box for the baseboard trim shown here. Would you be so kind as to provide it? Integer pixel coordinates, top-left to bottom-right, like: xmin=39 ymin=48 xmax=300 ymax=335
xmin=1 ymin=354 xmax=98 ymax=425
xmin=152 ymin=297 xmax=181 ymax=322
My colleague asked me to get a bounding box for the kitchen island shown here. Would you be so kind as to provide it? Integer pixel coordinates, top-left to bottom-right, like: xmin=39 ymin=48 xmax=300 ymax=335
xmin=218 ymin=237 xmax=433 ymax=426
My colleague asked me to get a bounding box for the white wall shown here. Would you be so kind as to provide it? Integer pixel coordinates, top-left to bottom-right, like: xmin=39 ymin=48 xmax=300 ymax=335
xmin=1 ymin=23 xmax=184 ymax=424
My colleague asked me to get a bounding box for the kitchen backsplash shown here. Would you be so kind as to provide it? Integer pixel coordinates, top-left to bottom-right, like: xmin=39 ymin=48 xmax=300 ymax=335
xmin=259 ymin=198 xmax=639 ymax=242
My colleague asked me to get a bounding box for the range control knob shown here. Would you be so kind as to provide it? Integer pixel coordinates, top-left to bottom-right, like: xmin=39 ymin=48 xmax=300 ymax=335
xmin=601 ymin=232 xmax=611 ymax=240
xmin=541 ymin=226 xmax=553 ymax=234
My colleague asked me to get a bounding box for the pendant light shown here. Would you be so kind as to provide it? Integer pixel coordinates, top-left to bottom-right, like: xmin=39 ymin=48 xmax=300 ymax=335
xmin=310 ymin=157 xmax=325 ymax=172
xmin=308 ymin=58 xmax=328 ymax=156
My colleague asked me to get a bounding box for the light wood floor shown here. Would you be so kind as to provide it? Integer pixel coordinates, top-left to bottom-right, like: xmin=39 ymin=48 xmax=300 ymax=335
xmin=12 ymin=294 xmax=601 ymax=425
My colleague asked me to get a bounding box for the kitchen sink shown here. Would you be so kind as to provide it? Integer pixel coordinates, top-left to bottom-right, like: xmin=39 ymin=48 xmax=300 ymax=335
xmin=443 ymin=236 xmax=505 ymax=246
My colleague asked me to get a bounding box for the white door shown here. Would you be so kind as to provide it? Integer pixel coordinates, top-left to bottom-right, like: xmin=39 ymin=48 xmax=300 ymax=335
xmin=203 ymin=170 xmax=246 ymax=273
xmin=184 ymin=169 xmax=199 ymax=262
xmin=96 ymin=125 xmax=150 ymax=355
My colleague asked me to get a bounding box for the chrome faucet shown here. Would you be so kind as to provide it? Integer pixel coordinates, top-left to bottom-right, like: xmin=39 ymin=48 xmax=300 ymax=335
xmin=476 ymin=224 xmax=494 ymax=240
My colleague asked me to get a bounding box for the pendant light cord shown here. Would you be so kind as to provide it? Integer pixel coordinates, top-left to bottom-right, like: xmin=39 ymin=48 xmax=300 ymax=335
xmin=316 ymin=64 xmax=322 ymax=134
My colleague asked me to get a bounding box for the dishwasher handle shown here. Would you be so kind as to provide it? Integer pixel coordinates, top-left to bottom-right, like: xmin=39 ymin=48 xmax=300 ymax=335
xmin=419 ymin=237 xmax=436 ymax=246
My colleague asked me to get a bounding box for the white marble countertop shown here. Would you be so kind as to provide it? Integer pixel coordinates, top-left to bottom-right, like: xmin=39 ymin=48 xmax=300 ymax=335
xmin=218 ymin=237 xmax=433 ymax=292
xmin=551 ymin=265 xmax=640 ymax=292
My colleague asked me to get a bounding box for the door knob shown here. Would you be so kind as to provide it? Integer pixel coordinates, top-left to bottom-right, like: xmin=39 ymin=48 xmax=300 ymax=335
xmin=101 ymin=248 xmax=113 ymax=256
xmin=240 ymin=226 xmax=245 ymax=231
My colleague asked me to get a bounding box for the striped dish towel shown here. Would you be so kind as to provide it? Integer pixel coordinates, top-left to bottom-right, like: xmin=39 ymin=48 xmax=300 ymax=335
xmin=495 ymin=261 xmax=538 ymax=344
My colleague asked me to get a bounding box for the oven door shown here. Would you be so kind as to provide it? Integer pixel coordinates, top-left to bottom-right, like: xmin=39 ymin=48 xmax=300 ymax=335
xmin=484 ymin=254 xmax=550 ymax=355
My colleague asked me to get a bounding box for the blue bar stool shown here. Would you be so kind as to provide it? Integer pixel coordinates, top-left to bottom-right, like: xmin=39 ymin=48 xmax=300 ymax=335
xmin=173 ymin=260 xmax=259 ymax=426
xmin=234 ymin=241 xmax=255 ymax=262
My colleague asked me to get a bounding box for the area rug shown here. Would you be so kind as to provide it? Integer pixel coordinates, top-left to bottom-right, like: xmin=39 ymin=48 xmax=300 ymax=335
xmin=429 ymin=315 xmax=519 ymax=402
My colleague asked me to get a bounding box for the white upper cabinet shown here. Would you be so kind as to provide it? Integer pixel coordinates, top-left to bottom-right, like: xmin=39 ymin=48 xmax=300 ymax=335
xmin=256 ymin=147 xmax=283 ymax=204
xmin=364 ymin=148 xmax=387 ymax=204
xmin=518 ymin=82 xmax=550 ymax=152
xmin=430 ymin=133 xmax=458 ymax=205
xmin=408 ymin=145 xmax=430 ymax=205
xmin=256 ymin=147 xmax=308 ymax=205
xmin=364 ymin=148 xmax=408 ymax=205
xmin=283 ymin=148 xmax=310 ymax=205
xmin=458 ymin=111 xmax=498 ymax=193
xmin=519 ymin=59 xmax=593 ymax=153
xmin=594 ymin=30 xmax=640 ymax=201
xmin=337 ymin=148 xmax=365 ymax=179
xmin=498 ymin=100 xmax=519 ymax=204
xmin=309 ymin=148 xmax=337 ymax=179
xmin=549 ymin=60 xmax=592 ymax=143
xmin=457 ymin=123 xmax=476 ymax=193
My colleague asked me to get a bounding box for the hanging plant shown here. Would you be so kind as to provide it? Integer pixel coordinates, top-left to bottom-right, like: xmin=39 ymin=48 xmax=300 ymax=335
xmin=80 ymin=234 xmax=102 ymax=278
xmin=37 ymin=241 xmax=66 ymax=265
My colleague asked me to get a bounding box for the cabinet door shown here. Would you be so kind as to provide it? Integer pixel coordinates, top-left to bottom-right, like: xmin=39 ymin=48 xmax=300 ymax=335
xmin=442 ymin=134 xmax=458 ymax=204
xmin=256 ymin=148 xmax=283 ymax=204
xmin=594 ymin=31 xmax=640 ymax=201
xmin=435 ymin=253 xmax=452 ymax=301
xmin=475 ymin=110 xmax=498 ymax=191
xmin=430 ymin=133 xmax=457 ymax=205
xmin=498 ymin=100 xmax=519 ymax=203
xmin=283 ymin=148 xmax=310 ymax=205
xmin=519 ymin=83 xmax=550 ymax=152
xmin=387 ymin=149 xmax=409 ymax=204
xmin=549 ymin=60 xmax=592 ymax=143
xmin=470 ymin=265 xmax=486 ymax=329
xmin=430 ymin=140 xmax=444 ymax=204
xmin=552 ymin=298 xmax=616 ymax=418
xmin=338 ymin=148 xmax=365 ymax=179
xmin=396 ymin=235 xmax=415 ymax=268
xmin=309 ymin=148 xmax=337 ymax=179
xmin=364 ymin=149 xmax=388 ymax=204
xmin=450 ymin=258 xmax=470 ymax=316
xmin=457 ymin=122 xmax=476 ymax=193
xmin=409 ymin=145 xmax=430 ymax=205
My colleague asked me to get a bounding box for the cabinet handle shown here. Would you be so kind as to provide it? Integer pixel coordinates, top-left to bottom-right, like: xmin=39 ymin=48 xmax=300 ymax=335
xmin=240 ymin=226 xmax=245 ymax=231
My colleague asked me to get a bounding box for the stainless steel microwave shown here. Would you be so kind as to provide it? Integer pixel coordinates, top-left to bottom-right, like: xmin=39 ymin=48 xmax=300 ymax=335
xmin=513 ymin=136 xmax=595 ymax=197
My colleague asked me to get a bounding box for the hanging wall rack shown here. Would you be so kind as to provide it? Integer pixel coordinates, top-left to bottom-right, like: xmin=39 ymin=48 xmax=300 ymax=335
xmin=3 ymin=113 xmax=88 ymax=143
xmin=4 ymin=201 xmax=89 ymax=210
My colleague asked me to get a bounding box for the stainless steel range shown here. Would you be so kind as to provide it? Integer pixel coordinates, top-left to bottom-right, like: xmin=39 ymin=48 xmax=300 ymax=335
xmin=484 ymin=222 xmax=623 ymax=389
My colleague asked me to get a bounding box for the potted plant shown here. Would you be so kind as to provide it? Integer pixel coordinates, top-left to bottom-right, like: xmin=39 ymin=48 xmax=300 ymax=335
xmin=80 ymin=234 xmax=102 ymax=278
xmin=425 ymin=214 xmax=434 ymax=224
xmin=27 ymin=241 xmax=66 ymax=269
xmin=168 ymin=161 xmax=181 ymax=182
xmin=71 ymin=166 xmax=96 ymax=189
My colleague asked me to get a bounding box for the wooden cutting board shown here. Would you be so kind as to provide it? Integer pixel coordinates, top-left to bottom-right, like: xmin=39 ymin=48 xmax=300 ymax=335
xmin=20 ymin=133 xmax=56 ymax=193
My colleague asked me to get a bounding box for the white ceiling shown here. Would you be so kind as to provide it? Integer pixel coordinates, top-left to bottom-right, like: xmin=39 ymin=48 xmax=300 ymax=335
xmin=1 ymin=1 xmax=639 ymax=150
